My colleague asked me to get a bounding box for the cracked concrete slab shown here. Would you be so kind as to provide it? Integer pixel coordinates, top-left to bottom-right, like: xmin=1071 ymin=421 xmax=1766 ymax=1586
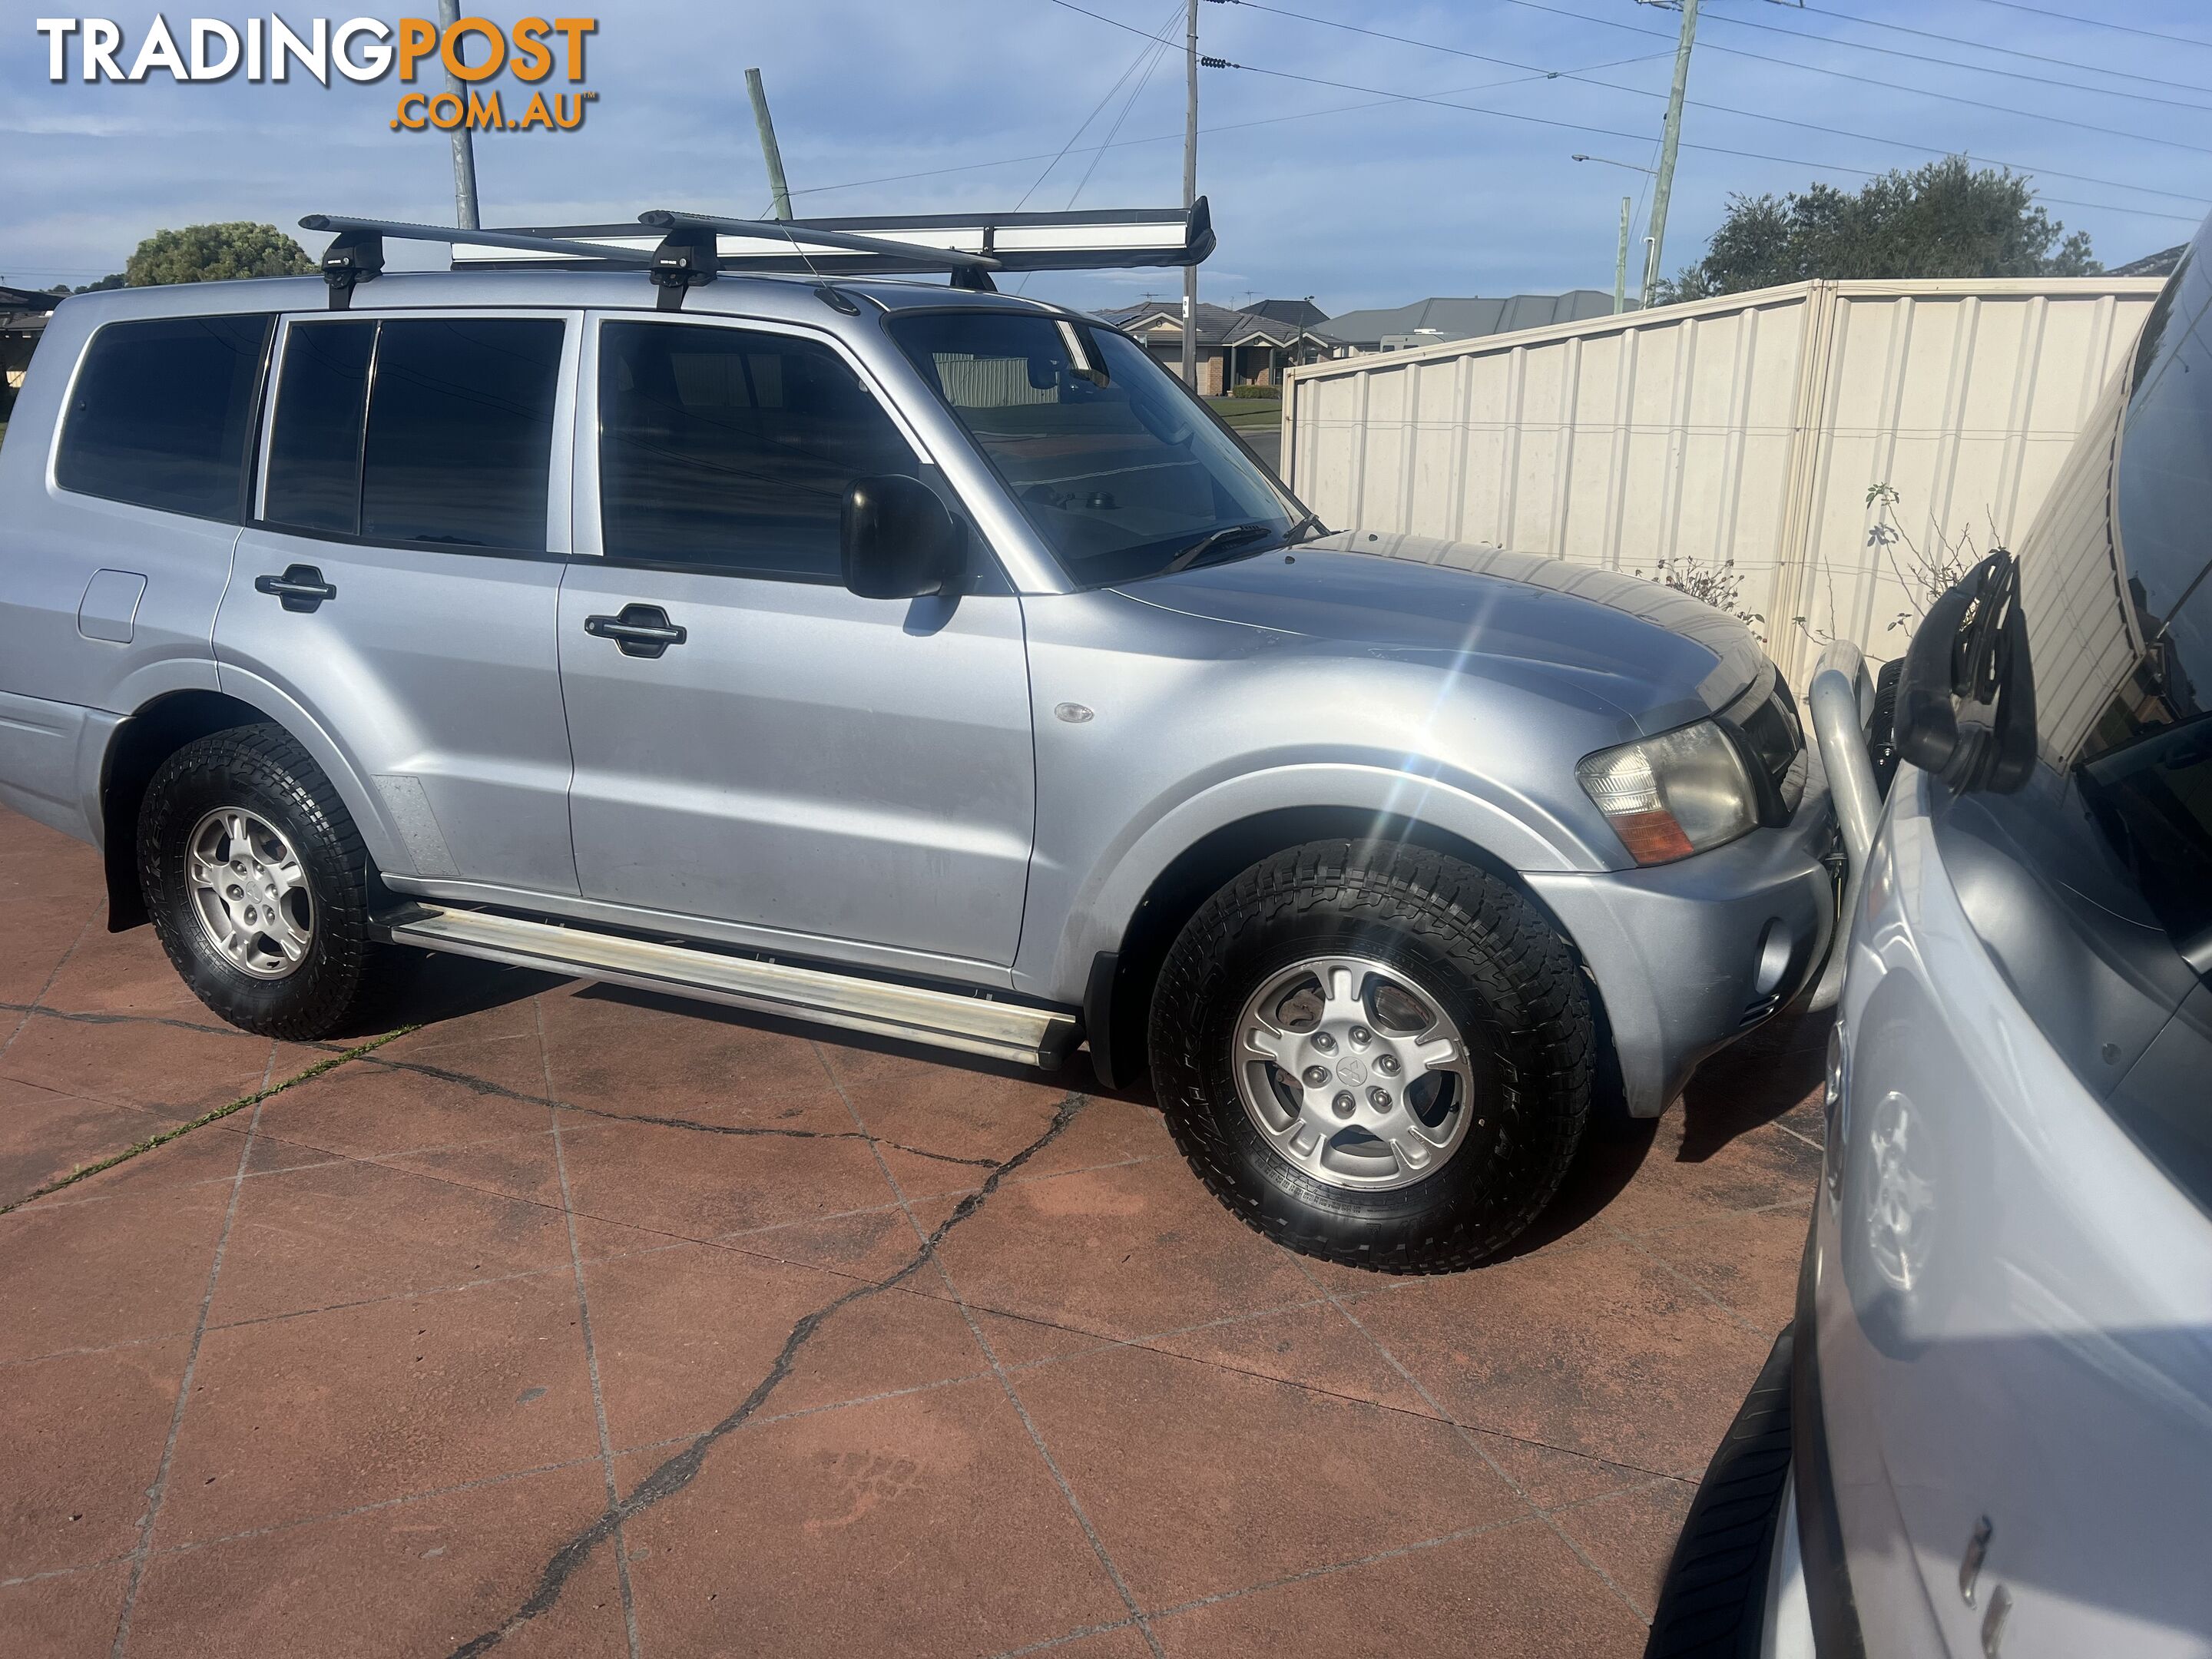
xmin=0 ymin=802 xmax=1828 ymax=1657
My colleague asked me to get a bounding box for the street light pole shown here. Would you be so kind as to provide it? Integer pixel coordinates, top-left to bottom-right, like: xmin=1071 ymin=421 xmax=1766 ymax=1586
xmin=745 ymin=68 xmax=794 ymax=221
xmin=1181 ymin=0 xmax=1199 ymax=392
xmin=435 ymin=0 xmax=480 ymax=229
xmin=1642 ymin=0 xmax=1700 ymax=308
xmin=1614 ymin=196 xmax=1631 ymax=313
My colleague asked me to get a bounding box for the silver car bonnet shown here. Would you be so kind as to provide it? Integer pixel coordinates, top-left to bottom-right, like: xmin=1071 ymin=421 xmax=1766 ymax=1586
xmin=1113 ymin=532 xmax=1764 ymax=736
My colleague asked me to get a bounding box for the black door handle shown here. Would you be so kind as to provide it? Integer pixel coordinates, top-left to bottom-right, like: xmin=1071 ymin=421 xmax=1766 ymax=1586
xmin=253 ymin=564 xmax=337 ymax=613
xmin=584 ymin=603 xmax=687 ymax=659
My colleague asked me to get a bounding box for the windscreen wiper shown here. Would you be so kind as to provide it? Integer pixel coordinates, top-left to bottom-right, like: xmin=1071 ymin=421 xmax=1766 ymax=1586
xmin=1283 ymin=509 xmax=1326 ymax=544
xmin=1160 ymin=522 xmax=1276 ymax=575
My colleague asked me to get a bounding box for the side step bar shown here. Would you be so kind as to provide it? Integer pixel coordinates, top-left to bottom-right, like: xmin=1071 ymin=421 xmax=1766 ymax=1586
xmin=376 ymin=905 xmax=1079 ymax=1070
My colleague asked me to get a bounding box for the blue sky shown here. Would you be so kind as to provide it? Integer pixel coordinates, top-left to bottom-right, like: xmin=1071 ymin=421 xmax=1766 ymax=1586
xmin=4 ymin=0 xmax=2210 ymax=315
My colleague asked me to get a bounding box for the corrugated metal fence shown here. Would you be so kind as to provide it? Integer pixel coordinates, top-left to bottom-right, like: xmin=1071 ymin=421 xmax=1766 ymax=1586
xmin=1283 ymin=277 xmax=2162 ymax=684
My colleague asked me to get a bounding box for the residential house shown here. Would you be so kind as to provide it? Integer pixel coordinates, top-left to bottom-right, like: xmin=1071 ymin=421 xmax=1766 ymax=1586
xmin=1096 ymin=299 xmax=1340 ymax=395
xmin=1323 ymin=290 xmax=1623 ymax=355
xmin=1 ymin=285 xmax=61 ymax=399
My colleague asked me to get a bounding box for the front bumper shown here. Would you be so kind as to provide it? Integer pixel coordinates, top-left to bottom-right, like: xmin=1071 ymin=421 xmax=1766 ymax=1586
xmin=1526 ymin=776 xmax=1839 ymax=1118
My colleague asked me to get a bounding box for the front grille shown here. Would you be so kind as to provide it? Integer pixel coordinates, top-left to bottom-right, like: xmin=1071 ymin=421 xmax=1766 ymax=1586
xmin=1731 ymin=671 xmax=1806 ymax=821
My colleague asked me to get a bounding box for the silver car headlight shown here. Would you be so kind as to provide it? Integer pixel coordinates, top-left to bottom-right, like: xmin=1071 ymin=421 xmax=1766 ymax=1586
xmin=1575 ymin=720 xmax=1758 ymax=866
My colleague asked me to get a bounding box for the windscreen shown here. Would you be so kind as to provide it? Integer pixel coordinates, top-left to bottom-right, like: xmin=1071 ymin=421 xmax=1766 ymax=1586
xmin=889 ymin=310 xmax=1300 ymax=587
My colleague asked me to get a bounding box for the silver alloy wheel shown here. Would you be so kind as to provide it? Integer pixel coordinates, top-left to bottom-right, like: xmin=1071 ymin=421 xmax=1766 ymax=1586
xmin=1232 ymin=954 xmax=1478 ymax=1191
xmin=185 ymin=806 xmax=314 ymax=980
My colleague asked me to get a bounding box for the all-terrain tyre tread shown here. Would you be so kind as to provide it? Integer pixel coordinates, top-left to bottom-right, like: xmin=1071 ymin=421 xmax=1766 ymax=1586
xmin=1150 ymin=839 xmax=1593 ymax=1274
xmin=138 ymin=723 xmax=378 ymax=1041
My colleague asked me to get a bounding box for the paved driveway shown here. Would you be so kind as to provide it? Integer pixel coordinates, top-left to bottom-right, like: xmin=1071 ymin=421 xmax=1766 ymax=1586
xmin=0 ymin=800 xmax=1825 ymax=1657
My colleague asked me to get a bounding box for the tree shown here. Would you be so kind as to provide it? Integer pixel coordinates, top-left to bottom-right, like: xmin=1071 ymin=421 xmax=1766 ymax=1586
xmin=124 ymin=223 xmax=314 ymax=287
xmin=1662 ymin=157 xmax=2101 ymax=302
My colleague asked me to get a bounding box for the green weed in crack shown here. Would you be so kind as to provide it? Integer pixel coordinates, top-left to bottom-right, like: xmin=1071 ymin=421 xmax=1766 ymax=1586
xmin=0 ymin=1025 xmax=419 ymax=1213
xmin=447 ymin=1090 xmax=1089 ymax=1658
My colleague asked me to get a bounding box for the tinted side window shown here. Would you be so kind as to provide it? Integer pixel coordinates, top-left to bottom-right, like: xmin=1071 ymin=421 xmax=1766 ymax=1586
xmin=360 ymin=317 xmax=564 ymax=550
xmin=264 ymin=320 xmax=375 ymax=535
xmin=56 ymin=314 xmax=273 ymax=521
xmin=598 ymin=321 xmax=918 ymax=580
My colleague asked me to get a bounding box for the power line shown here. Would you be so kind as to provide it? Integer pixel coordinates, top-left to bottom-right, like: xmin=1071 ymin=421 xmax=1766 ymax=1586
xmin=782 ymin=53 xmax=1674 ymax=201
xmin=1704 ymin=0 xmax=2212 ymax=99
xmin=1194 ymin=53 xmax=2206 ymax=221
xmin=1210 ymin=0 xmax=2212 ymax=159
xmin=1015 ymin=0 xmax=1184 ymax=209
xmin=1500 ymin=0 xmax=2212 ymax=108
xmin=1947 ymin=0 xmax=2212 ymax=50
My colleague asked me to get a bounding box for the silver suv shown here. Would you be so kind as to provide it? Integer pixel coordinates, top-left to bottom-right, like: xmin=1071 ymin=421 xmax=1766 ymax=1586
xmin=0 ymin=229 xmax=1836 ymax=1271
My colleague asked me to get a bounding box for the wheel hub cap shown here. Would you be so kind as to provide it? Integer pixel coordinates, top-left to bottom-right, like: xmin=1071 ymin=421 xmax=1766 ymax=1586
xmin=1231 ymin=955 xmax=1478 ymax=1191
xmin=185 ymin=806 xmax=313 ymax=981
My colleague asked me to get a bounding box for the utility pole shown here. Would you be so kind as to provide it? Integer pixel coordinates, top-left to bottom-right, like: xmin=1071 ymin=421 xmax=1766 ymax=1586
xmin=1641 ymin=0 xmax=1699 ymax=308
xmin=1614 ymin=197 xmax=1632 ymax=313
xmin=745 ymin=68 xmax=794 ymax=221
xmin=435 ymin=0 xmax=479 ymax=229
xmin=1181 ymin=0 xmax=1199 ymax=392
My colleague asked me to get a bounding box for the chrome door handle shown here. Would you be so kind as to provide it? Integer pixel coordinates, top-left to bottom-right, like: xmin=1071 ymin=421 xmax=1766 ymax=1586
xmin=253 ymin=565 xmax=338 ymax=613
xmin=584 ymin=603 xmax=687 ymax=659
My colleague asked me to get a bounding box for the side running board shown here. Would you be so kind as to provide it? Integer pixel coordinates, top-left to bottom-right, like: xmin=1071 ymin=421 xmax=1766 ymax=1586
xmin=376 ymin=905 xmax=1079 ymax=1070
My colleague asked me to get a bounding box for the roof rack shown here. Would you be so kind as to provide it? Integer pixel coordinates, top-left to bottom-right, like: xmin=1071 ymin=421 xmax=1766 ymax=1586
xmin=299 ymin=200 xmax=1214 ymax=311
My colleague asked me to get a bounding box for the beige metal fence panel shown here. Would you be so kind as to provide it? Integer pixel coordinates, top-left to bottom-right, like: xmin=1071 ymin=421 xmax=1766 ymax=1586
xmin=1283 ymin=278 xmax=2162 ymax=686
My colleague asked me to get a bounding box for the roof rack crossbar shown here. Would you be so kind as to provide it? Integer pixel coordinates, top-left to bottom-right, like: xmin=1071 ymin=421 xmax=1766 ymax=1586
xmin=300 ymin=214 xmax=659 ymax=310
xmin=303 ymin=198 xmax=1214 ymax=306
xmin=637 ymin=210 xmax=1004 ymax=273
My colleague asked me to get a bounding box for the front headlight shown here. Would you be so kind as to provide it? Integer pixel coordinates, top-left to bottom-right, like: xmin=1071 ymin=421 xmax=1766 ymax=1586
xmin=1576 ymin=720 xmax=1758 ymax=865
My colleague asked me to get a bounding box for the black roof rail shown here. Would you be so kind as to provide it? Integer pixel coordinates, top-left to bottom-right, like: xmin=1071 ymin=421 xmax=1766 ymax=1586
xmin=300 ymin=198 xmax=1214 ymax=311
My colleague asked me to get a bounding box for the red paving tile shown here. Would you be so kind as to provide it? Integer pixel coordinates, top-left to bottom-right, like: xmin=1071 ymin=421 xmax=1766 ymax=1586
xmin=933 ymin=1154 xmax=1320 ymax=1365
xmin=0 ymin=1008 xmax=270 ymax=1124
xmin=0 ymin=799 xmax=1833 ymax=1656
xmin=1013 ymin=1339 xmax=1523 ymax=1609
xmin=0 ymin=893 xmax=100 ymax=1005
xmin=618 ymin=1376 xmax=1131 ymax=1658
xmin=579 ymin=1240 xmax=988 ymax=1448
xmin=0 ymin=1076 xmax=168 ymax=1204
xmin=160 ymin=1274 xmax=603 ymax=1541
xmin=1637 ymin=1203 xmax=1814 ymax=1331
xmin=2 ymin=1339 xmax=187 ymax=1577
xmin=207 ymin=1154 xmax=587 ymax=1326
xmin=1553 ymin=1476 xmax=1700 ymax=1623
xmin=1141 ymin=1296 xmax=1441 ymax=1417
xmin=124 ymin=1464 xmax=633 ymax=1659
xmin=250 ymin=1054 xmax=555 ymax=1163
xmin=0 ymin=1176 xmax=231 ymax=1362
xmin=0 ymin=1559 xmax=131 ymax=1659
xmin=1346 ymin=1237 xmax=1779 ymax=1480
xmin=1149 ymin=1519 xmax=1650 ymax=1656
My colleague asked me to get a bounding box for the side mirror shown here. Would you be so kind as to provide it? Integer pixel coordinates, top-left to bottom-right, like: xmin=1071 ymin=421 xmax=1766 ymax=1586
xmin=840 ymin=475 xmax=965 ymax=601
xmin=1892 ymin=548 xmax=2038 ymax=793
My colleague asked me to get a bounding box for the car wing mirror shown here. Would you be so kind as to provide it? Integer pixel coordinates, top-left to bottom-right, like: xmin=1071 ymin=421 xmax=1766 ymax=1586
xmin=840 ymin=474 xmax=966 ymax=601
xmin=1892 ymin=548 xmax=2038 ymax=793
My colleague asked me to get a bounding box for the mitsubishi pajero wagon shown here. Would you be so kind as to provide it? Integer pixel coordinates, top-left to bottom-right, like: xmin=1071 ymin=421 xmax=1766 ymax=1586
xmin=0 ymin=207 xmax=1839 ymax=1271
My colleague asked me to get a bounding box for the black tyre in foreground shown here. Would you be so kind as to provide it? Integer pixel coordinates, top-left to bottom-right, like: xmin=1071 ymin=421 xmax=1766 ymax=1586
xmin=138 ymin=724 xmax=381 ymax=1041
xmin=1149 ymin=839 xmax=1594 ymax=1273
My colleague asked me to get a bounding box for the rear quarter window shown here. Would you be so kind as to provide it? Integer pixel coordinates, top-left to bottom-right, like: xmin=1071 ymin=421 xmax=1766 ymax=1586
xmin=55 ymin=314 xmax=273 ymax=521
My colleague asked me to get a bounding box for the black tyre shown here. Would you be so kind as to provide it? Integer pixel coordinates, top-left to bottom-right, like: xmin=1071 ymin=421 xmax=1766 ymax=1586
xmin=138 ymin=724 xmax=382 ymax=1041
xmin=1149 ymin=839 xmax=1593 ymax=1274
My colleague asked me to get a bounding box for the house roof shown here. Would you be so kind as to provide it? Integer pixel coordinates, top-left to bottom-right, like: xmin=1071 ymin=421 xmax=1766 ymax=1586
xmin=2110 ymin=245 xmax=2186 ymax=278
xmin=0 ymin=284 xmax=63 ymax=315
xmin=1098 ymin=299 xmax=1339 ymax=349
xmin=1321 ymin=290 xmax=1622 ymax=349
xmin=1243 ymin=297 xmax=1329 ymax=327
